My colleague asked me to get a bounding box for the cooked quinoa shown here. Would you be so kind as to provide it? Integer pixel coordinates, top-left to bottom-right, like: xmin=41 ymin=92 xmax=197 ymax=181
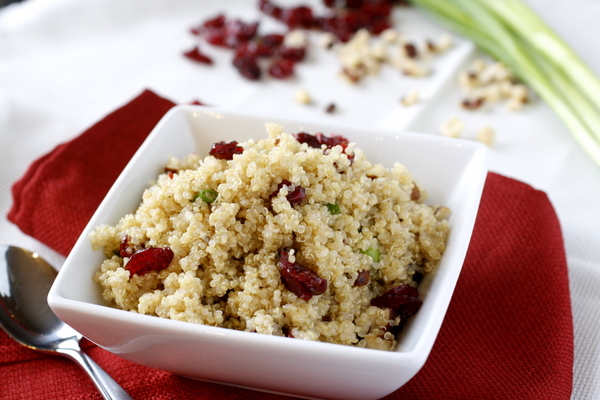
xmin=90 ymin=123 xmax=450 ymax=351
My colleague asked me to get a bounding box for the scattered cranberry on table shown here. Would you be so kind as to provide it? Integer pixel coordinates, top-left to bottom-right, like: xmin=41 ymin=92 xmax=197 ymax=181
xmin=184 ymin=0 xmax=407 ymax=81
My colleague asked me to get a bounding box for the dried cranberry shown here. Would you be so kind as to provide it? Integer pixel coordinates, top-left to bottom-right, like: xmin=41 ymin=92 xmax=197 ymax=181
xmin=190 ymin=14 xmax=225 ymax=36
xmin=362 ymin=1 xmax=392 ymax=19
xmin=226 ymin=19 xmax=259 ymax=44
xmin=280 ymin=46 xmax=306 ymax=61
xmin=199 ymin=16 xmax=259 ymax=49
xmin=412 ymin=271 xmax=424 ymax=284
xmin=268 ymin=58 xmax=296 ymax=78
xmin=293 ymin=132 xmax=322 ymax=148
xmin=119 ymin=235 xmax=133 ymax=258
xmin=340 ymin=0 xmax=364 ymax=9
xmin=278 ymin=249 xmax=327 ymax=300
xmin=280 ymin=6 xmax=315 ymax=29
xmin=126 ymin=247 xmax=174 ymax=276
xmin=259 ymin=0 xmax=283 ymax=19
xmin=256 ymin=34 xmax=285 ymax=57
xmin=203 ymin=14 xmax=226 ymax=30
xmin=164 ymin=167 xmax=178 ymax=179
xmin=293 ymin=132 xmax=353 ymax=162
xmin=339 ymin=11 xmax=365 ymax=33
xmin=183 ymin=46 xmax=213 ymax=64
xmin=321 ymin=133 xmax=348 ymax=150
xmin=353 ymin=269 xmax=371 ymax=287
xmin=282 ymin=326 xmax=295 ymax=338
xmin=315 ymin=0 xmax=394 ymax=41
xmin=262 ymin=34 xmax=284 ymax=47
xmin=370 ymin=284 xmax=422 ymax=320
xmin=271 ymin=180 xmax=306 ymax=206
xmin=209 ymin=141 xmax=244 ymax=160
xmin=368 ymin=18 xmax=392 ymax=35
xmin=259 ymin=1 xmax=317 ymax=29
xmin=325 ymin=103 xmax=337 ymax=113
xmin=205 ymin=28 xmax=229 ymax=47
xmin=232 ymin=51 xmax=261 ymax=80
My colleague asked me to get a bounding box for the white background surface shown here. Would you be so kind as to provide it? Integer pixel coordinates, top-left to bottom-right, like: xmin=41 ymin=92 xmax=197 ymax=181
xmin=1 ymin=1 xmax=598 ymax=398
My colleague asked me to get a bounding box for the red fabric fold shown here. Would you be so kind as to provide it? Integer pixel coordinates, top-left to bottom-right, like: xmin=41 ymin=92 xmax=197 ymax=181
xmin=7 ymin=90 xmax=175 ymax=257
xmin=3 ymin=90 xmax=573 ymax=399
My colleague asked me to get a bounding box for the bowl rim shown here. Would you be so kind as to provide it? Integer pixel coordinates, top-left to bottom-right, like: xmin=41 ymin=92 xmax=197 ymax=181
xmin=49 ymin=104 xmax=488 ymax=362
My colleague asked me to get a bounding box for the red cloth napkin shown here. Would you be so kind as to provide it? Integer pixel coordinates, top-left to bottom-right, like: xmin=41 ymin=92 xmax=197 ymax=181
xmin=3 ymin=90 xmax=573 ymax=400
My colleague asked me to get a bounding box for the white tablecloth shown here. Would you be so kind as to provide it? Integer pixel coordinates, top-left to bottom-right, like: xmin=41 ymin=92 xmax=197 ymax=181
xmin=1 ymin=1 xmax=598 ymax=398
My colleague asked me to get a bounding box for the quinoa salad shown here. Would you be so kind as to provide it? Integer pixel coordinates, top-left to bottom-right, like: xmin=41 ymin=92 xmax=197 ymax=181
xmin=90 ymin=123 xmax=450 ymax=351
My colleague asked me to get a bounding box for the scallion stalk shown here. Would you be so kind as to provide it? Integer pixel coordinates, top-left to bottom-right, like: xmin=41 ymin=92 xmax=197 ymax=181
xmin=410 ymin=0 xmax=600 ymax=167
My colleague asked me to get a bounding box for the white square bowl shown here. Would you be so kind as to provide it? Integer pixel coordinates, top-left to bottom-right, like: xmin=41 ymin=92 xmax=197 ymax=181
xmin=48 ymin=105 xmax=487 ymax=400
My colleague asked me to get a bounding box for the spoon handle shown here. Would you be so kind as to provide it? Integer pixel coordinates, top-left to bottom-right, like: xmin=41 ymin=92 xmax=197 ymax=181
xmin=60 ymin=348 xmax=132 ymax=399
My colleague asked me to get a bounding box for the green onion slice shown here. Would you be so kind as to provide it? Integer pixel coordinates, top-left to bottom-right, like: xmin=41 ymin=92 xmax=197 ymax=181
xmin=361 ymin=247 xmax=381 ymax=263
xmin=193 ymin=189 xmax=218 ymax=204
xmin=325 ymin=203 xmax=341 ymax=215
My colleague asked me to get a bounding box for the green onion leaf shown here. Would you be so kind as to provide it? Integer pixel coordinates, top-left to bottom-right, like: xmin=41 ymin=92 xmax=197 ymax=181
xmin=325 ymin=203 xmax=341 ymax=215
xmin=193 ymin=189 xmax=218 ymax=204
xmin=361 ymin=247 xmax=381 ymax=263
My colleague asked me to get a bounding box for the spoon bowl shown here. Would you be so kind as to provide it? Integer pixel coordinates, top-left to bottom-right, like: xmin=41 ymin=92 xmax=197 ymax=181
xmin=0 ymin=245 xmax=131 ymax=400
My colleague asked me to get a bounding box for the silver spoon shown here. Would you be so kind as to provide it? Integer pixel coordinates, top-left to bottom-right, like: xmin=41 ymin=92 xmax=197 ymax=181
xmin=0 ymin=245 xmax=132 ymax=400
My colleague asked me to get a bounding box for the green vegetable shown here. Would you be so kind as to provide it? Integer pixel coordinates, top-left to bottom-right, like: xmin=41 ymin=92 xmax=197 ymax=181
xmin=193 ymin=189 xmax=218 ymax=204
xmin=325 ymin=203 xmax=341 ymax=215
xmin=361 ymin=247 xmax=381 ymax=263
xmin=410 ymin=0 xmax=600 ymax=167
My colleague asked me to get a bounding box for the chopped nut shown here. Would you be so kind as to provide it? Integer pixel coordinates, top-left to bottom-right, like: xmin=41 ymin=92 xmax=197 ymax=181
xmin=440 ymin=116 xmax=464 ymax=138
xmin=506 ymin=97 xmax=524 ymax=111
xmin=400 ymin=90 xmax=420 ymax=107
xmin=362 ymin=57 xmax=381 ymax=76
xmin=344 ymin=52 xmax=364 ymax=69
xmin=381 ymin=28 xmax=400 ymax=43
xmin=434 ymin=206 xmax=452 ymax=220
xmin=340 ymin=68 xmax=362 ymax=84
xmin=477 ymin=126 xmax=495 ymax=146
xmin=483 ymin=83 xmax=503 ymax=102
xmin=435 ymin=34 xmax=453 ymax=52
xmin=365 ymin=164 xmax=385 ymax=178
xmin=337 ymin=29 xmax=381 ymax=82
xmin=333 ymin=26 xmax=448 ymax=84
xmin=510 ymin=84 xmax=529 ymax=102
xmin=499 ymin=80 xmax=514 ymax=97
xmin=284 ymin=29 xmax=308 ymax=48
xmin=410 ymin=184 xmax=421 ymax=200
xmin=458 ymin=70 xmax=479 ymax=89
xmin=470 ymin=59 xmax=487 ymax=74
xmin=398 ymin=58 xmax=429 ymax=77
xmin=458 ymin=59 xmax=531 ymax=112
xmin=294 ymin=89 xmax=312 ymax=105
xmin=370 ymin=42 xmax=388 ymax=61
xmin=319 ymin=32 xmax=337 ymax=49
xmin=488 ymin=62 xmax=512 ymax=81
xmin=423 ymin=39 xmax=437 ymax=54
xmin=461 ymin=97 xmax=485 ymax=110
